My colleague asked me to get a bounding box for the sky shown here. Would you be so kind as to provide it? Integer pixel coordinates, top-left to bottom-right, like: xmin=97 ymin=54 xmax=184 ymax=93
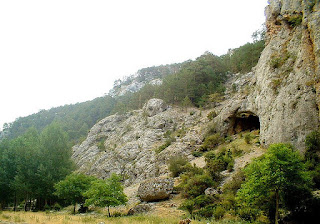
xmin=0 ymin=0 xmax=268 ymax=130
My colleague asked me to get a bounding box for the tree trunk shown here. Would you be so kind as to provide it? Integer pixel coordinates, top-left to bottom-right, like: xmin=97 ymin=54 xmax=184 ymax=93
xmin=107 ymin=206 xmax=110 ymax=217
xmin=73 ymin=203 xmax=76 ymax=214
xmin=13 ymin=192 xmax=17 ymax=212
xmin=275 ymin=189 xmax=279 ymax=224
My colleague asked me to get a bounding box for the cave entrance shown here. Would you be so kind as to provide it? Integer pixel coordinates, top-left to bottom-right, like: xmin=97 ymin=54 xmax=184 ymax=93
xmin=229 ymin=112 xmax=260 ymax=134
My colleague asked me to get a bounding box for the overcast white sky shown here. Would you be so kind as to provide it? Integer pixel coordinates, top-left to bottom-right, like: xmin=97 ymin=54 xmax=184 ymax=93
xmin=0 ymin=0 xmax=268 ymax=129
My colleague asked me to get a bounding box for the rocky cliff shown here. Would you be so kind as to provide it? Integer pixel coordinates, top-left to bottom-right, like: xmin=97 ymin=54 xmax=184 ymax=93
xmin=72 ymin=99 xmax=206 ymax=186
xmin=215 ymin=0 xmax=320 ymax=150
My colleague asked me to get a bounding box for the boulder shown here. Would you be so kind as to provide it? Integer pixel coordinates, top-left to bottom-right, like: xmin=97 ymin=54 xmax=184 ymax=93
xmin=137 ymin=177 xmax=174 ymax=202
xmin=205 ymin=187 xmax=219 ymax=196
xmin=143 ymin=99 xmax=167 ymax=117
xmin=127 ymin=203 xmax=152 ymax=215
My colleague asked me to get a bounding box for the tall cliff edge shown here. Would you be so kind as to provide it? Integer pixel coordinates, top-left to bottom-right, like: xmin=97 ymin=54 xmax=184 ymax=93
xmin=215 ymin=0 xmax=320 ymax=150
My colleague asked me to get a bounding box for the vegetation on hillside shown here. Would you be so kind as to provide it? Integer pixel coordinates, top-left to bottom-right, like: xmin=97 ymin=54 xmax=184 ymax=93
xmin=2 ymin=96 xmax=116 ymax=144
xmin=169 ymin=131 xmax=320 ymax=223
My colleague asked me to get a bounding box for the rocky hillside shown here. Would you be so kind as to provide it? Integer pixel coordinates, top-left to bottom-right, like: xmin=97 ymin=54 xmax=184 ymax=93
xmin=109 ymin=64 xmax=183 ymax=97
xmin=72 ymin=99 xmax=207 ymax=186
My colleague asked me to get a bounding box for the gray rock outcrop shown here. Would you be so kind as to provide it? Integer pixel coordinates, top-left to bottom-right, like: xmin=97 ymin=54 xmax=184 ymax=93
xmin=137 ymin=177 xmax=174 ymax=202
xmin=142 ymin=99 xmax=168 ymax=117
xmin=72 ymin=99 xmax=205 ymax=186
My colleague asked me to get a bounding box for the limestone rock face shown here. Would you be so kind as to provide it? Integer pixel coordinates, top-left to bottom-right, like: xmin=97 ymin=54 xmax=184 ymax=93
xmin=143 ymin=98 xmax=168 ymax=117
xmin=215 ymin=0 xmax=320 ymax=150
xmin=137 ymin=177 xmax=174 ymax=202
xmin=72 ymin=99 xmax=205 ymax=186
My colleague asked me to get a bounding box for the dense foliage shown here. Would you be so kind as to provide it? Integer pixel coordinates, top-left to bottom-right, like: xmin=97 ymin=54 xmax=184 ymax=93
xmin=305 ymin=130 xmax=320 ymax=188
xmin=237 ymin=144 xmax=312 ymax=224
xmin=173 ymin=131 xmax=320 ymax=223
xmin=54 ymin=173 xmax=96 ymax=213
xmin=54 ymin=173 xmax=127 ymax=216
xmin=0 ymin=124 xmax=74 ymax=210
xmin=84 ymin=174 xmax=127 ymax=217
xmin=221 ymin=40 xmax=265 ymax=74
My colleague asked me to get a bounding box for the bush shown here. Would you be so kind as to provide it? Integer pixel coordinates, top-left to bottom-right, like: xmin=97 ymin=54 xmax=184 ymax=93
xmin=155 ymin=137 xmax=175 ymax=153
xmin=305 ymin=130 xmax=320 ymax=188
xmin=207 ymin=111 xmax=217 ymax=121
xmin=194 ymin=205 xmax=215 ymax=218
xmin=180 ymin=173 xmax=214 ymax=198
xmin=97 ymin=136 xmax=107 ymax=151
xmin=192 ymin=150 xmax=203 ymax=157
xmin=237 ymin=207 xmax=260 ymax=222
xmin=193 ymin=195 xmax=215 ymax=208
xmin=44 ymin=204 xmax=51 ymax=211
xmin=213 ymin=206 xmax=226 ymax=220
xmin=200 ymin=133 xmax=223 ymax=151
xmin=168 ymin=156 xmax=189 ymax=177
xmin=244 ymin=133 xmax=253 ymax=144
xmin=179 ymin=199 xmax=196 ymax=218
xmin=288 ymin=14 xmax=303 ymax=27
xmin=222 ymin=170 xmax=245 ymax=193
xmin=53 ymin=203 xmax=62 ymax=211
xmin=205 ymin=149 xmax=234 ymax=175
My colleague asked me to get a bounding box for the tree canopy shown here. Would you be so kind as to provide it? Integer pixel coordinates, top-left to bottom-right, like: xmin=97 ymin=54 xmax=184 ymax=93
xmin=54 ymin=173 xmax=96 ymax=213
xmin=84 ymin=174 xmax=127 ymax=217
xmin=236 ymin=143 xmax=312 ymax=223
xmin=0 ymin=124 xmax=74 ymax=210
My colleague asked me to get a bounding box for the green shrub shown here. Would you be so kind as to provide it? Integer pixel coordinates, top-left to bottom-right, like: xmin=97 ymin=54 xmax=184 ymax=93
xmin=231 ymin=143 xmax=242 ymax=157
xmin=53 ymin=202 xmax=62 ymax=211
xmin=244 ymin=133 xmax=253 ymax=144
xmin=232 ymin=83 xmax=237 ymax=93
xmin=155 ymin=137 xmax=175 ymax=153
xmin=213 ymin=206 xmax=226 ymax=220
xmin=192 ymin=150 xmax=203 ymax=157
xmin=193 ymin=195 xmax=215 ymax=208
xmin=194 ymin=205 xmax=215 ymax=218
xmin=200 ymin=133 xmax=223 ymax=151
xmin=306 ymin=0 xmax=317 ymax=11
xmin=163 ymin=130 xmax=172 ymax=138
xmin=288 ymin=14 xmax=303 ymax=27
xmin=97 ymin=136 xmax=107 ymax=151
xmin=237 ymin=207 xmax=260 ymax=222
xmin=305 ymin=130 xmax=320 ymax=188
xmin=207 ymin=111 xmax=218 ymax=121
xmin=179 ymin=199 xmax=196 ymax=218
xmin=180 ymin=173 xmax=214 ymax=198
xmin=44 ymin=204 xmax=51 ymax=211
xmin=168 ymin=156 xmax=189 ymax=177
xmin=222 ymin=170 xmax=245 ymax=193
xmin=205 ymin=149 xmax=234 ymax=174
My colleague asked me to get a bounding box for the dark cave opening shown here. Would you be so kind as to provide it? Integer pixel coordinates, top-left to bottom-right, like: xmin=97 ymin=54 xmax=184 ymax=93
xmin=229 ymin=112 xmax=260 ymax=134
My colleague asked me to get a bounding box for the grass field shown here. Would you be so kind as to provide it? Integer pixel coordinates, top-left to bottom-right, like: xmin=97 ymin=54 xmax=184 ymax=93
xmin=0 ymin=211 xmax=214 ymax=224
